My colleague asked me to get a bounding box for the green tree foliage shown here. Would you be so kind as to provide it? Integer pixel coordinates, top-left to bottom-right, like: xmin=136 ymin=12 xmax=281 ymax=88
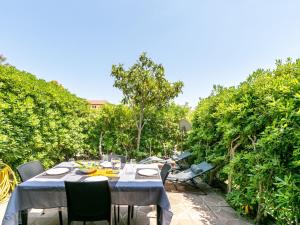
xmin=111 ymin=53 xmax=184 ymax=151
xmin=85 ymin=104 xmax=136 ymax=158
xmin=0 ymin=65 xmax=91 ymax=168
xmin=0 ymin=63 xmax=189 ymax=169
xmin=87 ymin=103 xmax=190 ymax=159
xmin=187 ymin=59 xmax=300 ymax=224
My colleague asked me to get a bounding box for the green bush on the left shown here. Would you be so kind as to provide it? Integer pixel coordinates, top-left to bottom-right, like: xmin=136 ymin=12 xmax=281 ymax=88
xmin=0 ymin=65 xmax=91 ymax=169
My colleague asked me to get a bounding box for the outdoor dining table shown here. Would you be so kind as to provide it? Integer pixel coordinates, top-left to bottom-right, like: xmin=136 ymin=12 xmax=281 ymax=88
xmin=2 ymin=162 xmax=173 ymax=225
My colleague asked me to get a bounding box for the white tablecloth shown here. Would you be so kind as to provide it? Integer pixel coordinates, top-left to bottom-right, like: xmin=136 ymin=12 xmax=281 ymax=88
xmin=2 ymin=162 xmax=172 ymax=225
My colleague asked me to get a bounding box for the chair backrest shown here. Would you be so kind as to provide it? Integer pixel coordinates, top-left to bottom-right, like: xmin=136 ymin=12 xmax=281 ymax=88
xmin=17 ymin=161 xmax=44 ymax=182
xmin=172 ymin=150 xmax=192 ymax=162
xmin=65 ymin=181 xmax=111 ymax=223
xmin=160 ymin=163 xmax=172 ymax=185
xmin=139 ymin=156 xmax=166 ymax=164
xmin=108 ymin=154 xmax=127 ymax=163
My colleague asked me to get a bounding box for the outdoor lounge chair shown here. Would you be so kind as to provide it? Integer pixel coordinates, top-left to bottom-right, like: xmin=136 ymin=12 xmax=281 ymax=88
xmin=138 ymin=156 xmax=169 ymax=164
xmin=139 ymin=150 xmax=192 ymax=166
xmin=167 ymin=161 xmax=214 ymax=193
xmin=171 ymin=150 xmax=192 ymax=170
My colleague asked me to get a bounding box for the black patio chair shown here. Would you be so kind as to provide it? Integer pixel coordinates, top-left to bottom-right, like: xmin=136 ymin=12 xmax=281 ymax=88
xmin=167 ymin=161 xmax=214 ymax=194
xmin=65 ymin=181 xmax=112 ymax=225
xmin=17 ymin=161 xmax=63 ymax=225
xmin=160 ymin=163 xmax=172 ymax=185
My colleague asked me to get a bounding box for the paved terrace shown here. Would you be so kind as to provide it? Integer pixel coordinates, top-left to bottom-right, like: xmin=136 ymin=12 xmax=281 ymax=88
xmin=0 ymin=180 xmax=253 ymax=225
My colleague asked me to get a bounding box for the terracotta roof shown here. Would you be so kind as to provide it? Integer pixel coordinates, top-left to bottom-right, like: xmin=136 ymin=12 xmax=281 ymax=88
xmin=88 ymin=100 xmax=109 ymax=105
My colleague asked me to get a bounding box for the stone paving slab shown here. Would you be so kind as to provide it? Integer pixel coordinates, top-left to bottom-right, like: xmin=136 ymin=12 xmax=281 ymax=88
xmin=0 ymin=182 xmax=253 ymax=225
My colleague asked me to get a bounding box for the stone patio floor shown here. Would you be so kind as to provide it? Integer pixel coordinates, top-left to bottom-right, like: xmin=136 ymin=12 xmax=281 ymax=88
xmin=0 ymin=181 xmax=253 ymax=225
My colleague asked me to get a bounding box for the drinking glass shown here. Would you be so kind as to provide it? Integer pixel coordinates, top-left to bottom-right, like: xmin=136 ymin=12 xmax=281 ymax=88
xmin=111 ymin=157 xmax=121 ymax=172
xmin=130 ymin=159 xmax=137 ymax=171
xmin=68 ymin=158 xmax=75 ymax=167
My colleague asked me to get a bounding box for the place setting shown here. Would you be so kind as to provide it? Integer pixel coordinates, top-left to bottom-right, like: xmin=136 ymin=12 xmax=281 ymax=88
xmin=37 ymin=167 xmax=71 ymax=179
xmin=135 ymin=168 xmax=160 ymax=180
xmin=73 ymin=159 xmax=122 ymax=182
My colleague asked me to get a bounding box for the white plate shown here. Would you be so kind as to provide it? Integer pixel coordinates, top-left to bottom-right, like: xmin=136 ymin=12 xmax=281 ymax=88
xmin=100 ymin=161 xmax=112 ymax=168
xmin=46 ymin=168 xmax=70 ymax=175
xmin=85 ymin=176 xmax=108 ymax=182
xmin=138 ymin=169 xmax=158 ymax=176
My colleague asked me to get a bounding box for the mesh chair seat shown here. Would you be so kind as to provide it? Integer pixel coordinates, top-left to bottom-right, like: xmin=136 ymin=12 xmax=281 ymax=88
xmin=168 ymin=161 xmax=214 ymax=182
xmin=65 ymin=181 xmax=112 ymax=225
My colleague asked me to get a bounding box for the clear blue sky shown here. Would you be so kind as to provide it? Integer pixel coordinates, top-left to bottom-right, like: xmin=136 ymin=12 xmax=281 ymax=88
xmin=1 ymin=0 xmax=300 ymax=107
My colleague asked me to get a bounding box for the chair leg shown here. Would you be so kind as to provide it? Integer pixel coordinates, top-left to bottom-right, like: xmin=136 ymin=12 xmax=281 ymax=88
xmin=20 ymin=210 xmax=28 ymax=225
xmin=118 ymin=205 xmax=120 ymax=222
xmin=172 ymin=181 xmax=178 ymax=191
xmin=157 ymin=205 xmax=161 ymax=225
xmin=83 ymin=221 xmax=86 ymax=225
xmin=58 ymin=208 xmax=63 ymax=225
xmin=188 ymin=179 xmax=206 ymax=195
xmin=131 ymin=205 xmax=134 ymax=218
xmin=114 ymin=205 xmax=117 ymax=225
xmin=127 ymin=206 xmax=130 ymax=225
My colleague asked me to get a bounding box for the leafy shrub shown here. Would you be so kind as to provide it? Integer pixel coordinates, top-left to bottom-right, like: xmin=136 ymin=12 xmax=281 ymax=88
xmin=0 ymin=65 xmax=91 ymax=168
xmin=187 ymin=59 xmax=300 ymax=224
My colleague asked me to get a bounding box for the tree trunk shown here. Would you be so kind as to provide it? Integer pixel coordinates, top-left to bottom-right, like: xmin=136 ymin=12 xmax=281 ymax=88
xmin=99 ymin=132 xmax=103 ymax=159
xmin=248 ymin=135 xmax=257 ymax=151
xmin=256 ymin=182 xmax=263 ymax=224
xmin=228 ymin=136 xmax=241 ymax=193
xmin=136 ymin=107 xmax=144 ymax=152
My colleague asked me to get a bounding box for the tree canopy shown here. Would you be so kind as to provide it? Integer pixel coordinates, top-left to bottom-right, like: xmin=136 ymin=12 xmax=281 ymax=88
xmin=111 ymin=53 xmax=184 ymax=151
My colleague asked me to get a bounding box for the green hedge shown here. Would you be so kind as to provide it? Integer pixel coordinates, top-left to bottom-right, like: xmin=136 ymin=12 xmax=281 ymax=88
xmin=0 ymin=65 xmax=91 ymax=168
xmin=187 ymin=59 xmax=300 ymax=224
xmin=0 ymin=65 xmax=190 ymax=169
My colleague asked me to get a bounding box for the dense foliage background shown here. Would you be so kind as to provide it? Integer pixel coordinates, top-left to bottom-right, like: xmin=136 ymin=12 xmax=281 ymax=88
xmin=0 ymin=65 xmax=91 ymax=168
xmin=1 ymin=58 xmax=299 ymax=224
xmin=187 ymin=59 xmax=300 ymax=224
xmin=0 ymin=65 xmax=189 ymax=169
xmin=86 ymin=103 xmax=190 ymax=159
